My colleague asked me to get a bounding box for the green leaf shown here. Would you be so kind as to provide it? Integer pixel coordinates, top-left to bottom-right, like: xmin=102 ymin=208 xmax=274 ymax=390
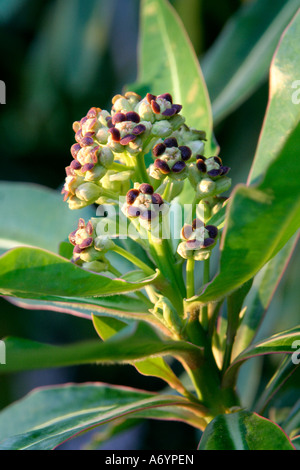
xmin=198 ymin=410 xmax=295 ymax=450
xmin=202 ymin=0 xmax=300 ymax=124
xmin=0 ymin=247 xmax=159 ymax=299
xmin=5 ymin=296 xmax=166 ymax=332
xmin=282 ymin=401 xmax=300 ymax=436
xmin=223 ymin=327 xmax=300 ymax=388
xmin=92 ymin=315 xmax=189 ymax=394
xmin=232 ymin=235 xmax=299 ymax=358
xmin=255 ymin=355 xmax=300 ymax=414
xmin=136 ymin=0 xmax=216 ymax=153
xmin=0 ymin=182 xmax=93 ymax=255
xmin=248 ymin=9 xmax=300 ymax=184
xmin=191 ymin=120 xmax=300 ymax=304
xmin=0 ymin=383 xmax=205 ymax=450
xmin=1 ymin=321 xmax=203 ymax=374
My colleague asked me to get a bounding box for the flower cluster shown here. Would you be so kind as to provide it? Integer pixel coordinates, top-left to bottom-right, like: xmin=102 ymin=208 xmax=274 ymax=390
xmin=63 ymin=91 xmax=232 ymax=284
xmin=177 ymin=219 xmax=219 ymax=261
xmin=68 ymin=218 xmax=115 ymax=272
xmin=62 ymin=92 xmax=188 ymax=209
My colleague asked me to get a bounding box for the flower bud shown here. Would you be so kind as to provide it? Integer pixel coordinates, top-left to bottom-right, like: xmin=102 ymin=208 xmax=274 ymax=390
xmin=122 ymin=183 xmax=169 ymax=231
xmin=177 ymin=219 xmax=218 ymax=261
xmin=82 ymin=259 xmax=110 ymax=273
xmin=151 ymin=120 xmax=173 ymax=137
xmin=99 ymin=147 xmax=114 ymax=168
xmin=75 ymin=182 xmax=102 ymax=203
xmin=149 ymin=138 xmax=192 ymax=181
xmin=188 ymin=155 xmax=231 ymax=199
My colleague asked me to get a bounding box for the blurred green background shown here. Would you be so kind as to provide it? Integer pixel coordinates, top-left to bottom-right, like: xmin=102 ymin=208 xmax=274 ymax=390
xmin=0 ymin=0 xmax=299 ymax=450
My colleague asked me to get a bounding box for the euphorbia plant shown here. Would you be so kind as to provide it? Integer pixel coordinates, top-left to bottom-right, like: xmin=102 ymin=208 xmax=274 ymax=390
xmin=0 ymin=0 xmax=299 ymax=451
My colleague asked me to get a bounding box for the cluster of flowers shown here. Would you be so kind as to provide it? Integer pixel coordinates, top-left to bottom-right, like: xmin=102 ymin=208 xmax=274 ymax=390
xmin=64 ymin=91 xmax=231 ymax=269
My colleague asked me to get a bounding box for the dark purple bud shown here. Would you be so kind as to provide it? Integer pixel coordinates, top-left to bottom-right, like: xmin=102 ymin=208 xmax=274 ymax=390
xmin=151 ymin=100 xmax=161 ymax=114
xmin=132 ymin=124 xmax=146 ymax=135
xmin=162 ymin=108 xmax=176 ymax=117
xmin=82 ymin=163 xmax=94 ymax=173
xmin=86 ymin=221 xmax=93 ymax=235
xmin=139 ymin=183 xmax=154 ymax=195
xmin=154 ymin=159 xmax=171 ymax=174
xmin=203 ymin=238 xmax=215 ymax=248
xmin=192 ymin=218 xmax=203 ymax=230
xmin=70 ymin=160 xmax=82 ymax=170
xmin=75 ymin=130 xmax=83 ymax=143
xmin=127 ymin=206 xmax=141 ymax=218
xmin=112 ymin=113 xmax=126 ymax=125
xmin=164 ymin=137 xmax=178 ymax=148
xmin=172 ymin=161 xmax=186 ymax=173
xmin=146 ymin=93 xmax=156 ymax=104
xmin=120 ymin=134 xmax=137 ymax=145
xmin=140 ymin=210 xmax=158 ymax=221
xmin=158 ymin=93 xmax=173 ymax=103
xmin=69 ymin=230 xmax=77 ymax=246
xmin=106 ymin=118 xmax=114 ymax=128
xmin=172 ymin=104 xmax=182 ymax=114
xmin=152 ymin=193 xmax=164 ymax=206
xmin=108 ymin=127 xmax=121 ymax=142
xmin=81 ymin=136 xmax=94 ymax=147
xmin=205 ymin=225 xmax=218 ymax=239
xmin=126 ymin=112 xmax=140 ymax=123
xmin=196 ymin=154 xmax=206 ymax=161
xmin=153 ymin=143 xmax=166 ymax=157
xmin=186 ymin=239 xmax=202 ymax=250
xmin=214 ymin=156 xmax=222 ymax=165
xmin=220 ymin=166 xmax=231 ymax=176
xmin=71 ymin=143 xmax=81 ymax=159
xmin=207 ymin=169 xmax=222 ymax=178
xmin=179 ymin=146 xmax=192 ymax=161
xmin=181 ymin=224 xmax=193 ymax=240
xmin=196 ymin=159 xmax=207 ymax=173
xmin=126 ymin=189 xmax=140 ymax=205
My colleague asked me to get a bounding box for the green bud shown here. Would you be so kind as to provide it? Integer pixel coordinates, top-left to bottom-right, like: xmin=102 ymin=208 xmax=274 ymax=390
xmin=99 ymin=147 xmax=114 ymax=168
xmin=197 ymin=178 xmax=216 ymax=197
xmin=75 ymin=182 xmax=102 ymax=202
xmin=94 ymin=235 xmax=115 ymax=253
xmin=151 ymin=120 xmax=173 ymax=137
xmin=84 ymin=164 xmax=107 ymax=182
xmin=82 ymin=259 xmax=109 ymax=273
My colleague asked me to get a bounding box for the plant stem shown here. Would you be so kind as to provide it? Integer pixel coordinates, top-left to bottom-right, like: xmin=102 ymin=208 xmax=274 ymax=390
xmin=112 ymin=244 xmax=155 ymax=277
xmin=148 ymin=234 xmax=184 ymax=314
xmin=135 ymin=153 xmax=151 ymax=184
xmin=186 ymin=258 xmax=195 ymax=299
xmin=110 ymin=162 xmax=134 ymax=172
xmin=200 ymin=258 xmax=210 ymax=330
xmin=162 ymin=179 xmax=173 ymax=202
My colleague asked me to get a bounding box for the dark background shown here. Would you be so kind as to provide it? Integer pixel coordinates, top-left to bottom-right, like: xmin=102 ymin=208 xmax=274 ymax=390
xmin=0 ymin=0 xmax=299 ymax=449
